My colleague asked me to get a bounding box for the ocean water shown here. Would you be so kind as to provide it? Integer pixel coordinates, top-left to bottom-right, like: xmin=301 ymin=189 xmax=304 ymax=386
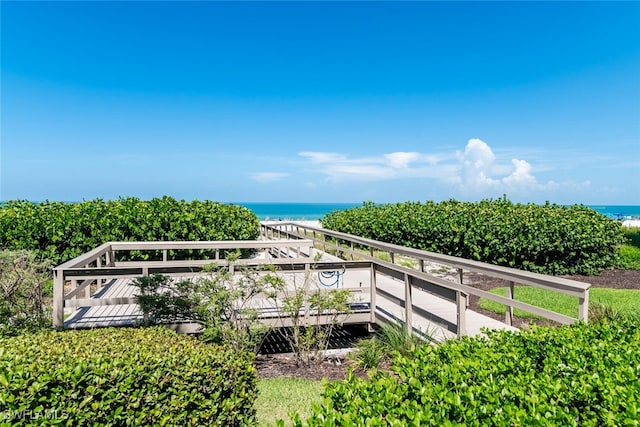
xmin=235 ymin=202 xmax=360 ymax=220
xmin=588 ymin=205 xmax=640 ymax=220
xmin=235 ymin=202 xmax=640 ymax=221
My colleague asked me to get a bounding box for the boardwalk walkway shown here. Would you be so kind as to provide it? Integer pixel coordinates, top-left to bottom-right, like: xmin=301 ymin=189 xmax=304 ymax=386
xmin=64 ymin=247 xmax=517 ymax=340
xmin=58 ymin=225 xmax=590 ymax=340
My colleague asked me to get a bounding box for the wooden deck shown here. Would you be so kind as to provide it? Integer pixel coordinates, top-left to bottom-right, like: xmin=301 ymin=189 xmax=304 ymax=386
xmin=56 ymin=229 xmax=591 ymax=342
xmin=63 ymin=250 xmax=517 ymax=340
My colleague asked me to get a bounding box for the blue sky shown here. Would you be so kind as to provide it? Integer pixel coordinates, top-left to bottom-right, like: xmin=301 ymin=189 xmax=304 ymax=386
xmin=2 ymin=1 xmax=639 ymax=204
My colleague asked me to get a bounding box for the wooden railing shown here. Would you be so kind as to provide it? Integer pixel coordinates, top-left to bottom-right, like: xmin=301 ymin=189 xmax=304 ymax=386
xmin=261 ymin=222 xmax=592 ymax=327
xmin=54 ymin=227 xmax=592 ymax=339
xmin=53 ymin=239 xmax=314 ymax=327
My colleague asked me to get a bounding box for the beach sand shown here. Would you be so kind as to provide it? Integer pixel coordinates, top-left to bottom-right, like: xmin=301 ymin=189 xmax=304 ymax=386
xmin=261 ymin=220 xmax=322 ymax=228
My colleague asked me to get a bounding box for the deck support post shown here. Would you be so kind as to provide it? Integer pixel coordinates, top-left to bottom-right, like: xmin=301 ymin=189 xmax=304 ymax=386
xmin=96 ymin=257 xmax=103 ymax=291
xmin=457 ymin=268 xmax=468 ymax=307
xmin=578 ymin=289 xmax=589 ymax=323
xmin=370 ymin=263 xmax=377 ymax=325
xmin=53 ymin=269 xmax=64 ymax=327
xmin=404 ymin=273 xmax=412 ymax=335
xmin=456 ymin=291 xmax=467 ymax=338
xmin=505 ymin=281 xmax=515 ymax=326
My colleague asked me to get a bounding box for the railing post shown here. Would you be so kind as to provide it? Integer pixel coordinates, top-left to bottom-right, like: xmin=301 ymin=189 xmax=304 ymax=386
xmin=390 ymin=252 xmax=395 ymax=264
xmin=579 ymin=289 xmax=589 ymax=323
xmin=53 ymin=269 xmax=64 ymax=327
xmin=457 ymin=268 xmax=468 ymax=307
xmin=456 ymin=291 xmax=467 ymax=338
xmin=419 ymin=259 xmax=425 ymax=273
xmin=142 ymin=267 xmax=150 ymax=323
xmin=96 ymin=256 xmax=103 ymax=291
xmin=404 ymin=273 xmax=412 ymax=334
xmin=162 ymin=249 xmax=168 ymax=262
xmin=505 ymin=281 xmax=515 ymax=326
xmin=370 ymin=263 xmax=377 ymax=325
xmin=71 ymin=279 xmax=78 ymax=301
xmin=106 ymin=246 xmax=114 ymax=267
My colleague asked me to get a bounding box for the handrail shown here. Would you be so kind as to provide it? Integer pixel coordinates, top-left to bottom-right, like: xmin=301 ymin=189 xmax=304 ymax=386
xmin=53 ymin=239 xmax=314 ymax=326
xmin=261 ymin=221 xmax=591 ymax=323
xmin=54 ymin=231 xmax=592 ymax=337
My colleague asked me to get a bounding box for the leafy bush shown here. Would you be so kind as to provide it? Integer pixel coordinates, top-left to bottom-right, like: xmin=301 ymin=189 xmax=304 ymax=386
xmin=0 ymin=197 xmax=260 ymax=265
xmin=623 ymin=227 xmax=640 ymax=248
xmin=0 ymin=250 xmax=51 ymax=336
xmin=322 ymin=199 xmax=625 ymax=275
xmin=351 ymin=322 xmax=428 ymax=370
xmin=133 ymin=258 xmax=274 ymax=354
xmin=0 ymin=327 xmax=257 ymax=426
xmin=617 ymin=245 xmax=640 ymax=270
xmin=266 ymin=268 xmax=353 ymax=367
xmin=296 ymin=319 xmax=640 ymax=426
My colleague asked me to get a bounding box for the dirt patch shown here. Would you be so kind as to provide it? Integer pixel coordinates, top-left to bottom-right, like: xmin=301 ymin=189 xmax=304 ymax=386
xmin=255 ymin=353 xmax=356 ymax=381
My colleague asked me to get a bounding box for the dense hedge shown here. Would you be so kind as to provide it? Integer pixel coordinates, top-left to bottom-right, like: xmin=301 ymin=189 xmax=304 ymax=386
xmin=321 ymin=200 xmax=624 ymax=275
xmin=0 ymin=327 xmax=257 ymax=426
xmin=296 ymin=320 xmax=640 ymax=426
xmin=0 ymin=197 xmax=260 ymax=265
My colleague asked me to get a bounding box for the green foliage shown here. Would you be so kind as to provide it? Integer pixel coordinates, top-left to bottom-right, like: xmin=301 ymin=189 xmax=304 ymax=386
xmin=0 ymin=250 xmax=51 ymax=336
xmin=0 ymin=327 xmax=257 ymax=426
xmin=295 ymin=320 xmax=640 ymax=426
xmin=0 ymin=197 xmax=260 ymax=265
xmin=616 ymin=245 xmax=640 ymax=270
xmin=194 ymin=260 xmax=274 ymax=353
xmin=322 ymin=199 xmax=625 ymax=275
xmin=133 ymin=260 xmax=273 ymax=354
xmin=350 ymin=337 xmax=387 ymax=370
xmin=623 ymin=227 xmax=640 ymax=248
xmin=134 ymin=274 xmax=200 ymax=323
xmin=266 ymin=267 xmax=353 ymax=366
xmin=479 ymin=286 xmax=640 ymax=320
xmin=587 ymin=301 xmax=635 ymax=323
xmin=351 ymin=322 xmax=428 ymax=370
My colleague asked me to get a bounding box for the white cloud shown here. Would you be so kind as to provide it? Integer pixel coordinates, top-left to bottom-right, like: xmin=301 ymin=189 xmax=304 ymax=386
xmin=298 ymin=138 xmax=589 ymax=197
xmin=251 ymin=172 xmax=289 ymax=183
xmin=459 ymin=138 xmax=495 ymax=170
xmin=384 ymin=152 xmax=420 ymax=168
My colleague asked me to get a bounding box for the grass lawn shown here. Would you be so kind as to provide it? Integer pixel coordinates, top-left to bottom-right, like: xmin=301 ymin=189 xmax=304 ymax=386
xmin=256 ymin=378 xmax=324 ymax=426
xmin=479 ymin=286 xmax=640 ymax=319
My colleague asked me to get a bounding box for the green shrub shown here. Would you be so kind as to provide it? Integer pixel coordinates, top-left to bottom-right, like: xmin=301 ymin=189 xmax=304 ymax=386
xmin=133 ymin=258 xmax=274 ymax=354
xmin=623 ymin=227 xmax=640 ymax=248
xmin=350 ymin=337 xmax=387 ymax=370
xmin=0 ymin=197 xmax=260 ymax=265
xmin=322 ymin=199 xmax=624 ymax=275
xmin=617 ymin=244 xmax=640 ymax=270
xmin=296 ymin=319 xmax=640 ymax=426
xmin=0 ymin=327 xmax=257 ymax=426
xmin=0 ymin=250 xmax=51 ymax=336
